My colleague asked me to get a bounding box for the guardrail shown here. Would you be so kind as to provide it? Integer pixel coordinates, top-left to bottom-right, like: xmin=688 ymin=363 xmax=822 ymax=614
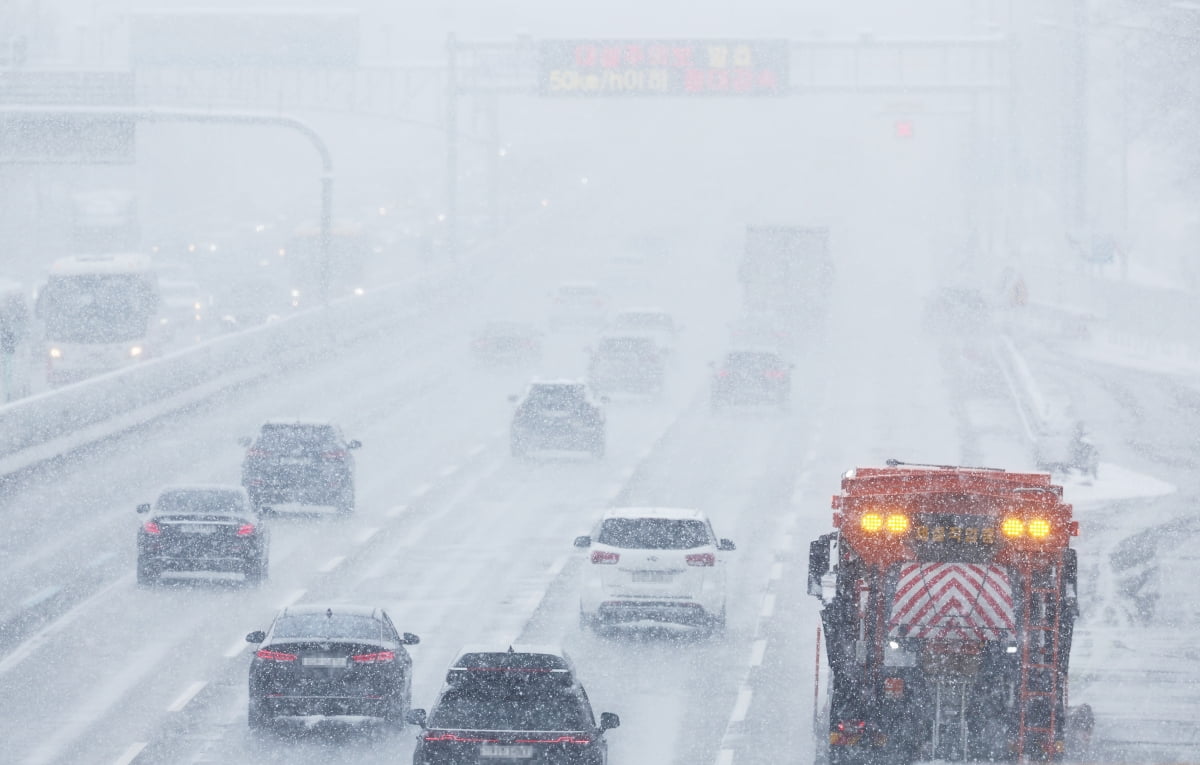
xmin=0 ymin=263 xmax=457 ymax=478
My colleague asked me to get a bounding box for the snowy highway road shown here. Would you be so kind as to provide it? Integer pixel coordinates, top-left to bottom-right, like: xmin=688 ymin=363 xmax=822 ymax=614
xmin=1 ymin=225 xmax=1199 ymax=765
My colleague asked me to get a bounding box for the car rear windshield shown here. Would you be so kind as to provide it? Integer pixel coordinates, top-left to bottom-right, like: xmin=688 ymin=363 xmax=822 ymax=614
xmin=272 ymin=614 xmax=382 ymax=640
xmin=431 ymin=689 xmax=591 ymax=731
xmin=155 ymin=490 xmax=246 ymax=516
xmin=525 ymin=386 xmax=586 ymax=409
xmin=597 ymin=518 xmax=710 ymax=549
xmin=598 ymin=337 xmax=655 ymax=355
xmin=258 ymin=424 xmax=337 ymax=450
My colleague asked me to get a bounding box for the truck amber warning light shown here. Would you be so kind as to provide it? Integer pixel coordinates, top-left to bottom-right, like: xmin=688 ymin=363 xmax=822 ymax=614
xmin=538 ymin=40 xmax=789 ymax=96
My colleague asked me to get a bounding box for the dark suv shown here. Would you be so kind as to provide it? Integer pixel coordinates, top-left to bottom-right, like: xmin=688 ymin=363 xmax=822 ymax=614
xmin=510 ymin=382 xmax=606 ymax=458
xmin=710 ymin=349 xmax=793 ymax=410
xmin=136 ymin=485 xmax=268 ymax=585
xmin=240 ymin=420 xmax=360 ymax=513
xmin=246 ymin=604 xmax=419 ymax=731
xmin=409 ymin=646 xmax=619 ymax=765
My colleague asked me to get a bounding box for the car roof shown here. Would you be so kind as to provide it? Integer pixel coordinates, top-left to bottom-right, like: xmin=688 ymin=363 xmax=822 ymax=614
xmin=601 ymin=506 xmax=707 ymax=521
xmin=157 ymin=484 xmax=248 ymax=496
xmin=280 ymin=604 xmax=383 ymax=619
xmin=724 ymin=347 xmax=785 ymax=357
xmin=445 ymin=645 xmax=577 ymax=685
xmin=262 ymin=418 xmax=337 ymax=428
xmin=528 ymin=378 xmax=586 ymax=388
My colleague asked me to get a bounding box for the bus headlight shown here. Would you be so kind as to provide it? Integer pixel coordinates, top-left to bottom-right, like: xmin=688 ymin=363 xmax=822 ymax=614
xmin=49 ymin=347 xmax=62 ymax=359
xmin=129 ymin=345 xmax=144 ymax=358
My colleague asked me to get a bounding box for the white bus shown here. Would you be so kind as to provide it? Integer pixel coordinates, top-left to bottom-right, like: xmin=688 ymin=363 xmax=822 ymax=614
xmin=36 ymin=254 xmax=160 ymax=386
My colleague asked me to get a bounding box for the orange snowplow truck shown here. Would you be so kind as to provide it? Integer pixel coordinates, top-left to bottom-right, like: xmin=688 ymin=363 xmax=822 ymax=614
xmin=808 ymin=461 xmax=1086 ymax=764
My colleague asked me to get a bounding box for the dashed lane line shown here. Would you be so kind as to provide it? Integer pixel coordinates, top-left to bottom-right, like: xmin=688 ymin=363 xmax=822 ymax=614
xmin=760 ymin=593 xmax=776 ymax=619
xmin=318 ymin=555 xmax=346 ymax=573
xmin=438 ymin=464 xmax=460 ymax=478
xmin=466 ymin=443 xmax=487 ymax=458
xmin=166 ymin=681 xmax=207 ymax=712
xmin=387 ymin=504 xmax=407 ymax=518
xmin=223 ymin=635 xmax=249 ymax=659
xmin=112 ymin=742 xmax=146 ymax=765
xmin=20 ymin=585 xmax=61 ymax=609
xmin=409 ymin=483 xmax=433 ymax=499
xmin=355 ymin=527 xmax=379 ymax=544
xmin=769 ymin=562 xmax=783 ymax=581
xmin=716 ymin=750 xmax=734 ymax=765
xmin=729 ymin=688 xmax=753 ymax=723
xmin=749 ymin=639 xmax=767 ymax=668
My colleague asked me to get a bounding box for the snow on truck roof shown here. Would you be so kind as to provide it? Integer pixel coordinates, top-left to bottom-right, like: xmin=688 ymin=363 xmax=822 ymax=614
xmin=50 ymin=254 xmax=153 ymax=276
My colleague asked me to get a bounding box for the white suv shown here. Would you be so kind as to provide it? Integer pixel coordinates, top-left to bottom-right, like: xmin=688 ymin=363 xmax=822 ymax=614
xmin=574 ymin=507 xmax=736 ymax=633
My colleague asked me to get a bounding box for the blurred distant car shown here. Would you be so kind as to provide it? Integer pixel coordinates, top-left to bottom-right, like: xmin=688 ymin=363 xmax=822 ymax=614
xmin=245 ymin=604 xmax=419 ymax=731
xmin=574 ymin=506 xmax=735 ymax=633
xmin=240 ymin=420 xmax=361 ymax=513
xmin=409 ymin=645 xmax=619 ymax=765
xmin=1035 ymin=422 xmax=1099 ymax=478
xmin=472 ymin=321 xmax=544 ymax=365
xmin=548 ymin=282 xmax=607 ymax=329
xmin=922 ymin=286 xmax=992 ymax=336
xmin=587 ymin=334 xmax=666 ymax=395
xmin=215 ymin=279 xmax=288 ymax=330
xmin=136 ymin=485 xmax=268 ymax=585
xmin=609 ymin=309 xmax=679 ymax=354
xmin=157 ymin=279 xmax=207 ymax=338
xmin=510 ymin=381 xmax=606 ymax=458
xmin=710 ymin=349 xmax=793 ymax=410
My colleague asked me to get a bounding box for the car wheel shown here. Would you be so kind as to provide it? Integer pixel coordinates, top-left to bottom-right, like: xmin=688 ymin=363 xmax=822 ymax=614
xmin=137 ymin=558 xmax=160 ymax=586
xmin=245 ymin=554 xmax=268 ymax=585
xmin=336 ymin=486 xmax=355 ymax=515
xmin=248 ymin=698 xmax=273 ymax=731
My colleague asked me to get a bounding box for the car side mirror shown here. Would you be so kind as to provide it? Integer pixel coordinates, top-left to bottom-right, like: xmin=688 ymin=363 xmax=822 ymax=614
xmin=347 ymin=439 xmax=362 ymax=449
xmin=406 ymin=708 xmax=428 ymax=728
xmin=599 ymin=712 xmax=620 ymax=732
xmin=718 ymin=539 xmax=736 ymax=551
xmin=245 ymin=630 xmax=266 ymax=644
xmin=136 ymin=503 xmax=151 ymax=514
xmin=237 ymin=436 xmax=252 ymax=448
xmin=573 ymin=535 xmax=591 ymax=548
xmin=401 ymin=632 xmax=420 ymax=645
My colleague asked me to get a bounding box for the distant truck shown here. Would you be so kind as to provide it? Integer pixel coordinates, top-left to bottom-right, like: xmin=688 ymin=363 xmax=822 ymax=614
xmin=809 ymin=461 xmax=1089 ymax=764
xmin=738 ymin=225 xmax=833 ymax=330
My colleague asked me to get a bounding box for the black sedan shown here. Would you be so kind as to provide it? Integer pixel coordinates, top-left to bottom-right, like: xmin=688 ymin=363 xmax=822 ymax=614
xmin=239 ymin=420 xmax=361 ymax=514
xmin=409 ymin=647 xmax=619 ymax=765
xmin=246 ymin=604 xmax=420 ymax=731
xmin=136 ymin=485 xmax=268 ymax=585
xmin=509 ymin=381 xmax=606 ymax=458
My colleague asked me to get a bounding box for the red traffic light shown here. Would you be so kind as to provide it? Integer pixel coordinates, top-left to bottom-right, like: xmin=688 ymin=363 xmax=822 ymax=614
xmin=894 ymin=120 xmax=915 ymax=138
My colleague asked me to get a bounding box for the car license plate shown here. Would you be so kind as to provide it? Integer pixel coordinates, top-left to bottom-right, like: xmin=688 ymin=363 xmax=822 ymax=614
xmin=179 ymin=525 xmax=217 ymax=534
xmin=632 ymin=570 xmax=672 ymax=583
xmin=480 ymin=744 xmax=534 ymax=758
xmin=302 ymin=657 xmax=346 ymax=667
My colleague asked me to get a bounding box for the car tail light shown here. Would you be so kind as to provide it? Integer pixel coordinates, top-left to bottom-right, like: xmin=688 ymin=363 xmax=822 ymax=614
xmin=425 ymin=732 xmax=499 ymax=743
xmin=836 ymin=720 xmax=867 ymax=732
xmin=322 ymin=450 xmax=346 ymax=459
xmin=686 ymin=552 xmax=715 ymax=567
xmin=591 ymin=550 xmax=619 ymax=565
xmin=142 ymin=521 xmax=161 ymax=535
xmin=255 ymin=649 xmax=297 ymax=661
xmin=763 ymin=370 xmax=787 ymax=380
xmin=716 ymin=369 xmax=729 ymax=378
xmin=351 ymin=651 xmax=395 ymax=663
xmin=236 ymin=523 xmax=256 ymax=536
xmin=247 ymin=448 xmax=270 ymax=457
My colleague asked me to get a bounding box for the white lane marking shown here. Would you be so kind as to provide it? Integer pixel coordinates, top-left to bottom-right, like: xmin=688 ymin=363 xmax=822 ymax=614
xmin=278 ymin=589 xmax=306 ymax=609
xmin=166 ymin=680 xmax=207 ymax=712
xmin=0 ymin=574 xmax=129 ymax=678
xmin=729 ymin=687 xmax=753 ymax=723
xmin=716 ymin=749 xmax=734 ymax=765
xmin=355 ymin=527 xmax=379 ymax=544
xmin=409 ymin=483 xmax=432 ymax=499
xmin=760 ymin=593 xmax=776 ymax=618
xmin=545 ymin=556 xmax=568 ymax=578
xmin=224 ymin=635 xmax=250 ymax=658
xmin=439 ymin=464 xmax=459 ymax=478
xmin=387 ymin=504 xmax=407 ymax=518
xmin=466 ymin=443 xmax=487 ymax=457
xmin=319 ymin=555 xmax=346 ymax=573
xmin=749 ymin=639 xmax=767 ymax=667
xmin=20 ymin=585 xmax=61 ymax=609
xmin=769 ymin=562 xmax=783 ymax=581
xmin=112 ymin=742 xmax=147 ymax=765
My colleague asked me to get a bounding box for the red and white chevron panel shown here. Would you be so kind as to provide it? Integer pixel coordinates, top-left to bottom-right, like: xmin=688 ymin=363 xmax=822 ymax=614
xmin=888 ymin=563 xmax=1015 ymax=641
